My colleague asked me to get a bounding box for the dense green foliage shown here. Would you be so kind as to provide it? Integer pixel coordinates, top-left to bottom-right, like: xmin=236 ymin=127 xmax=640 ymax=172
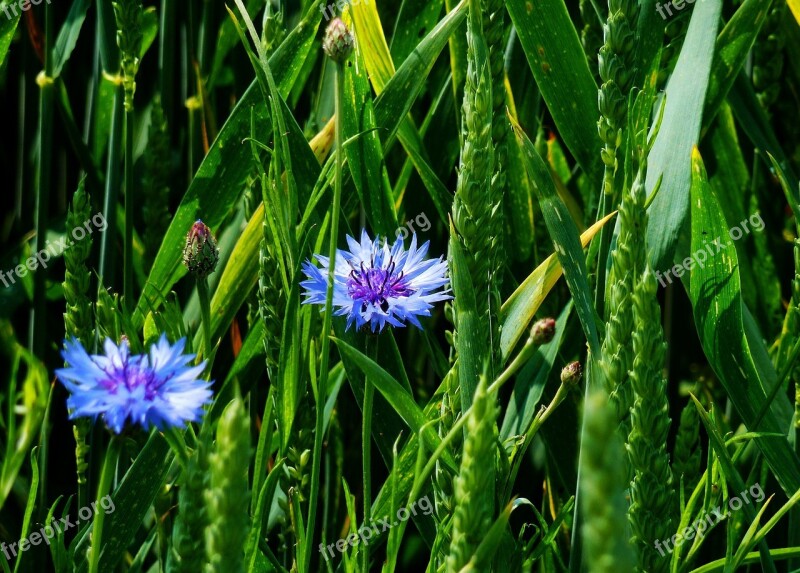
xmin=1 ymin=0 xmax=800 ymax=571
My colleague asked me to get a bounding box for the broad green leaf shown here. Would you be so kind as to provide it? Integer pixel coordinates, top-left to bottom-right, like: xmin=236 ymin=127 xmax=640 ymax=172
xmin=689 ymin=147 xmax=800 ymax=498
xmin=645 ymin=0 xmax=721 ymax=270
xmin=504 ymin=84 xmax=535 ymax=260
xmin=505 ymin=0 xmax=602 ymax=183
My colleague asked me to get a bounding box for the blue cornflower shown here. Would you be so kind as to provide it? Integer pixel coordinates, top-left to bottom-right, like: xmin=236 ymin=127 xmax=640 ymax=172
xmin=56 ymin=335 xmax=213 ymax=434
xmin=300 ymin=230 xmax=452 ymax=332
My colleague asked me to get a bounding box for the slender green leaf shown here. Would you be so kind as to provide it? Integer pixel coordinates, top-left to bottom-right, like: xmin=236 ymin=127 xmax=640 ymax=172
xmin=645 ymin=0 xmax=722 ymax=270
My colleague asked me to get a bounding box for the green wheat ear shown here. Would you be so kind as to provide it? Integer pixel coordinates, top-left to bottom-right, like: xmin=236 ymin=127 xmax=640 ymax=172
xmin=204 ymin=397 xmax=252 ymax=573
xmin=446 ymin=372 xmax=499 ymax=572
xmin=63 ymin=180 xmax=94 ymax=502
xmin=63 ymin=180 xmax=94 ymax=346
xmin=141 ymin=98 xmax=172 ymax=273
xmin=627 ymin=264 xmax=675 ymax=573
xmin=581 ymin=391 xmax=636 ymax=573
xmin=450 ymin=0 xmax=501 ymax=386
xmin=168 ymin=429 xmax=211 ymax=573
xmin=112 ymin=0 xmax=143 ymax=111
xmin=752 ymin=1 xmax=786 ymax=116
xmin=672 ymin=399 xmax=702 ymax=503
xmin=598 ymin=170 xmax=638 ymax=444
xmin=597 ymin=0 xmax=638 ymax=199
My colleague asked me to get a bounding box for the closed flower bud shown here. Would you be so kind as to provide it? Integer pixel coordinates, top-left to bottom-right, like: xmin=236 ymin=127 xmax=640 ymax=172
xmin=531 ymin=317 xmax=556 ymax=345
xmin=183 ymin=220 xmax=219 ymax=279
xmin=561 ymin=361 xmax=583 ymax=387
xmin=322 ymin=18 xmax=354 ymax=63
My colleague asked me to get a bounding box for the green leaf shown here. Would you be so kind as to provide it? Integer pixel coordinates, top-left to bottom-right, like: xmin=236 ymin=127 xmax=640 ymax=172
xmin=645 ymin=0 xmax=722 ymax=270
xmin=332 ymin=337 xmax=456 ymax=471
xmin=499 ymin=212 xmax=615 ymax=361
xmin=688 ymin=147 xmax=800 ymax=498
xmin=12 ymin=448 xmax=39 ymax=573
xmin=500 ymin=302 xmax=572 ymax=440
xmin=133 ymin=6 xmax=321 ymax=327
xmin=71 ymin=432 xmax=173 ymax=572
xmin=52 ymin=0 xmax=92 ymax=77
xmin=390 ymin=0 xmax=444 ymax=66
xmin=688 ymin=397 xmax=777 ymax=573
xmin=0 ymin=1 xmax=20 ymax=70
xmin=703 ymin=0 xmax=775 ymax=128
xmin=509 ymin=114 xmax=601 ymax=356
xmin=342 ymin=35 xmax=397 ymax=235
xmin=505 ymin=0 xmax=601 ymax=183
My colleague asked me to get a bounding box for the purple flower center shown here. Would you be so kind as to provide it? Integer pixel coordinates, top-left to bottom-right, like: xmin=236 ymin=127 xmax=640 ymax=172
xmin=347 ymin=259 xmax=414 ymax=312
xmin=99 ymin=356 xmax=163 ymax=401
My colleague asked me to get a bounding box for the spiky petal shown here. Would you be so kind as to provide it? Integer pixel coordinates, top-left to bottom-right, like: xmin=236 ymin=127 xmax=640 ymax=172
xmin=56 ymin=335 xmax=213 ymax=434
xmin=300 ymin=229 xmax=451 ymax=332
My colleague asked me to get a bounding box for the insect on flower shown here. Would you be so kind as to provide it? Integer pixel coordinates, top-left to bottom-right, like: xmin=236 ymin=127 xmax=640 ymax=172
xmin=56 ymin=335 xmax=213 ymax=434
xmin=300 ymin=230 xmax=452 ymax=332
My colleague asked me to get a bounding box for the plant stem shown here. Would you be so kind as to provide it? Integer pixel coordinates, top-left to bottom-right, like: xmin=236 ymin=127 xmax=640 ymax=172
xmin=196 ymin=277 xmax=212 ymax=359
xmin=302 ymin=59 xmax=345 ymax=573
xmin=97 ymin=0 xmax=122 ymax=295
xmin=124 ymin=108 xmax=134 ymax=310
xmin=89 ymin=437 xmax=121 ymax=573
xmin=361 ymin=336 xmax=377 ymax=571
xmin=31 ymin=0 xmax=55 ymax=358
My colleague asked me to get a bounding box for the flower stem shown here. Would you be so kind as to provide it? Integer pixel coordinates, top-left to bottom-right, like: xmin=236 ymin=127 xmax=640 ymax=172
xmin=302 ymin=58 xmax=345 ymax=573
xmin=124 ymin=107 xmax=134 ymax=310
xmin=31 ymin=0 xmax=55 ymax=358
xmin=196 ymin=277 xmax=212 ymax=359
xmin=362 ymin=335 xmax=378 ymax=571
xmin=89 ymin=437 xmax=121 ymax=573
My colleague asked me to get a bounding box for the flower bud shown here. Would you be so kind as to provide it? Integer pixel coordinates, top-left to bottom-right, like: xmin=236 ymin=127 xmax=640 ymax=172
xmin=561 ymin=361 xmax=583 ymax=387
xmin=183 ymin=220 xmax=219 ymax=279
xmin=323 ymin=18 xmax=354 ymax=63
xmin=531 ymin=317 xmax=556 ymax=346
